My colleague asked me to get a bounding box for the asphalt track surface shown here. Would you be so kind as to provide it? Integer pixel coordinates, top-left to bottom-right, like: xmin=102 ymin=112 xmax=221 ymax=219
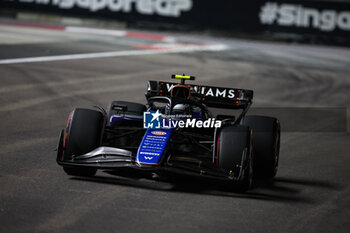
xmin=0 ymin=22 xmax=349 ymax=233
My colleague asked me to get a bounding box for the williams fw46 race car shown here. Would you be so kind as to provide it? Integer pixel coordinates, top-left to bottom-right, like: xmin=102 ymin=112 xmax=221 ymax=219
xmin=56 ymin=75 xmax=281 ymax=192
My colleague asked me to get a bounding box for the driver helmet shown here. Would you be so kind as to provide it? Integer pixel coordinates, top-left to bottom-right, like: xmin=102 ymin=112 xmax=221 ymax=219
xmin=164 ymin=103 xmax=189 ymax=115
xmin=173 ymin=104 xmax=189 ymax=114
xmin=173 ymin=104 xmax=188 ymax=113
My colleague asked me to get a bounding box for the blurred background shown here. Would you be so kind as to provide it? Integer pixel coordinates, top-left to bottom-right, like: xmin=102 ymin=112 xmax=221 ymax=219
xmin=0 ymin=1 xmax=349 ymax=233
xmin=1 ymin=0 xmax=350 ymax=46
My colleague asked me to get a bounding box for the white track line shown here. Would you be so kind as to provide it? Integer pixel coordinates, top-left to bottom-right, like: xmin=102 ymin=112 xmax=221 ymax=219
xmin=65 ymin=26 xmax=127 ymax=37
xmin=65 ymin=26 xmax=175 ymax=42
xmin=0 ymin=44 xmax=228 ymax=65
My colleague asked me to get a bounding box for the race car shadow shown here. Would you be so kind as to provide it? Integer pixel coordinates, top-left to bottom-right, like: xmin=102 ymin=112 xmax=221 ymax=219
xmin=70 ymin=171 xmax=338 ymax=204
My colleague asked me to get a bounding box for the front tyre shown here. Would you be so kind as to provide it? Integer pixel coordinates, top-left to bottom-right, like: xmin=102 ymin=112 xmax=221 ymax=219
xmin=217 ymin=126 xmax=253 ymax=192
xmin=61 ymin=108 xmax=104 ymax=177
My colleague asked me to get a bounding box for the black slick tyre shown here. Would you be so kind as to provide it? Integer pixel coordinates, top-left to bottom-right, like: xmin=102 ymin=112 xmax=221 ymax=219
xmin=217 ymin=125 xmax=253 ymax=192
xmin=241 ymin=115 xmax=281 ymax=179
xmin=62 ymin=108 xmax=104 ymax=177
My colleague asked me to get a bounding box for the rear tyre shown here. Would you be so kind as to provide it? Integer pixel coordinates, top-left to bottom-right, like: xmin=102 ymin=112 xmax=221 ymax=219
xmin=217 ymin=126 xmax=253 ymax=192
xmin=241 ymin=115 xmax=280 ymax=179
xmin=62 ymin=108 xmax=104 ymax=177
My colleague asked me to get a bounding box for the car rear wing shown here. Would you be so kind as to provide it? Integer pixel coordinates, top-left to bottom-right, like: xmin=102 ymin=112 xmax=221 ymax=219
xmin=145 ymin=81 xmax=253 ymax=109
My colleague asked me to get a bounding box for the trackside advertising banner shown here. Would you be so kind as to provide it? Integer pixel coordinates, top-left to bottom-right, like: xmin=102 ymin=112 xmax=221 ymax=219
xmin=1 ymin=0 xmax=350 ymax=44
xmin=13 ymin=0 xmax=194 ymax=18
xmin=258 ymin=1 xmax=350 ymax=37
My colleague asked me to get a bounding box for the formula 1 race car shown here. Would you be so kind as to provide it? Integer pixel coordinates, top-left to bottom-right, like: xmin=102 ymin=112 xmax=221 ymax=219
xmin=56 ymin=74 xmax=280 ymax=191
